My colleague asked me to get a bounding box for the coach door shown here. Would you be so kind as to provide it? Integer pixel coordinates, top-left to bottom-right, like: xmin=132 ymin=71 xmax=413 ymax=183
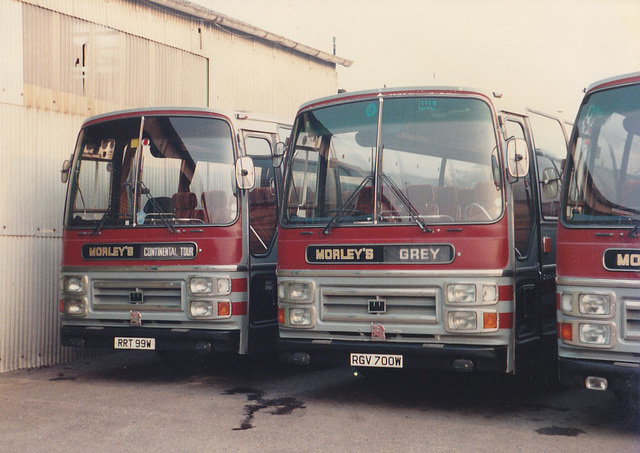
xmin=528 ymin=111 xmax=568 ymax=356
xmin=244 ymin=134 xmax=280 ymax=352
xmin=504 ymin=116 xmax=547 ymax=371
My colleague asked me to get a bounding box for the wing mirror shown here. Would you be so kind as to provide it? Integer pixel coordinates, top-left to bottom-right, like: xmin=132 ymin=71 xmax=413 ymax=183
xmin=273 ymin=141 xmax=286 ymax=168
xmin=60 ymin=155 xmax=73 ymax=183
xmin=506 ymin=137 xmax=530 ymax=180
xmin=235 ymin=156 xmax=255 ymax=190
xmin=541 ymin=167 xmax=560 ymax=199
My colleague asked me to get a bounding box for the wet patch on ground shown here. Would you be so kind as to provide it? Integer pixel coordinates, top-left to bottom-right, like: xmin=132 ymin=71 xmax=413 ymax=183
xmin=536 ymin=426 xmax=586 ymax=436
xmin=49 ymin=373 xmax=76 ymax=381
xmin=224 ymin=387 xmax=306 ymax=430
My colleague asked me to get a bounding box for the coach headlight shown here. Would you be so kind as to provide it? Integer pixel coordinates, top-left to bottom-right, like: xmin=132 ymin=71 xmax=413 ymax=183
xmin=63 ymin=275 xmax=87 ymax=294
xmin=63 ymin=298 xmax=87 ymax=316
xmin=446 ymin=310 xmax=477 ymax=331
xmin=190 ymin=300 xmax=214 ymax=318
xmin=189 ymin=276 xmax=231 ymax=296
xmin=280 ymin=306 xmax=315 ymax=328
xmin=579 ymin=323 xmax=611 ymax=346
xmin=189 ymin=300 xmax=231 ymax=319
xmin=290 ymin=308 xmax=313 ymax=326
xmin=278 ymin=281 xmax=314 ymax=304
xmin=446 ymin=284 xmax=476 ymax=304
xmin=579 ymin=294 xmax=611 ymax=316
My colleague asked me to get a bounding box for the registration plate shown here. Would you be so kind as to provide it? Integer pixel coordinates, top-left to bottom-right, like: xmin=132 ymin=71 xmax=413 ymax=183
xmin=350 ymin=353 xmax=403 ymax=368
xmin=114 ymin=337 xmax=156 ymax=350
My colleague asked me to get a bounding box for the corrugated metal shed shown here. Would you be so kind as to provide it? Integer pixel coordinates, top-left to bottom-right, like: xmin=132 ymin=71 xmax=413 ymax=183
xmin=0 ymin=0 xmax=351 ymax=373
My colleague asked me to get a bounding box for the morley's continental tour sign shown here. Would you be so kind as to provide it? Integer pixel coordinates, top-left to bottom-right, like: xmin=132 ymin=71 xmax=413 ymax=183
xmin=603 ymin=248 xmax=640 ymax=271
xmin=82 ymin=242 xmax=198 ymax=260
xmin=306 ymin=244 xmax=454 ymax=264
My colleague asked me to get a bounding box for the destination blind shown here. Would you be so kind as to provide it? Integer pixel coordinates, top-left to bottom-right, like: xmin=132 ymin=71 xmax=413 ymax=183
xmin=306 ymin=244 xmax=454 ymax=264
xmin=82 ymin=242 xmax=198 ymax=260
xmin=603 ymin=248 xmax=640 ymax=271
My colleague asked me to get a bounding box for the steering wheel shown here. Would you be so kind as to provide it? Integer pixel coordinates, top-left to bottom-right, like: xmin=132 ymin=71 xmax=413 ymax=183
xmin=465 ymin=203 xmax=492 ymax=220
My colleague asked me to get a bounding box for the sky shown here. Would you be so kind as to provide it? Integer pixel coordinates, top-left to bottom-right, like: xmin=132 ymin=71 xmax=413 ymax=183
xmin=194 ymin=0 xmax=639 ymax=121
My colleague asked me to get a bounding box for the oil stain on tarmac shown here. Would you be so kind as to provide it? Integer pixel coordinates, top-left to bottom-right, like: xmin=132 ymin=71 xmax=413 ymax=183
xmin=223 ymin=387 xmax=306 ymax=430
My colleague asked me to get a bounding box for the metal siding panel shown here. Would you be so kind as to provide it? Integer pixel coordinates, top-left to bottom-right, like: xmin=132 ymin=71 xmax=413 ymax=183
xmin=0 ymin=235 xmax=103 ymax=373
xmin=0 ymin=104 xmax=81 ymax=237
xmin=24 ymin=0 xmax=337 ymax=118
xmin=205 ymin=28 xmax=338 ymax=119
xmin=0 ymin=104 xmax=103 ymax=373
xmin=0 ymin=0 xmax=24 ymax=106
xmin=23 ymin=4 xmax=208 ymax=114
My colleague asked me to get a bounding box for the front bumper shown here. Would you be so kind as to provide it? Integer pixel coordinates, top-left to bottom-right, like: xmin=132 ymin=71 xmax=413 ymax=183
xmin=279 ymin=338 xmax=508 ymax=373
xmin=559 ymin=357 xmax=640 ymax=393
xmin=61 ymin=325 xmax=240 ymax=353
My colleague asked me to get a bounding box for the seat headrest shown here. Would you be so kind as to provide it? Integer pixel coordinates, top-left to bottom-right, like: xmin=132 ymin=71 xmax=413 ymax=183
xmin=172 ymin=192 xmax=197 ymax=209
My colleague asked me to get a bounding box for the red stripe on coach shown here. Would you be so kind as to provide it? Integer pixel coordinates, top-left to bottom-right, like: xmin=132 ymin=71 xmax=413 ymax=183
xmin=498 ymin=285 xmax=513 ymax=301
xmin=232 ymin=301 xmax=248 ymax=316
xmin=232 ymin=278 xmax=248 ymax=293
xmin=499 ymin=312 xmax=513 ymax=329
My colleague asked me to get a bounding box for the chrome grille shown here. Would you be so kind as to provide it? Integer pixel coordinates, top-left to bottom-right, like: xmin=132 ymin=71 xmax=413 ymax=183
xmin=624 ymin=300 xmax=640 ymax=340
xmin=92 ymin=280 xmax=183 ymax=312
xmin=321 ymin=287 xmax=437 ymax=324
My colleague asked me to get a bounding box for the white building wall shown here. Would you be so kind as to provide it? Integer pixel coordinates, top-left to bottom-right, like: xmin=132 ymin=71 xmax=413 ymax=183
xmin=0 ymin=0 xmax=344 ymax=372
xmin=0 ymin=1 xmax=24 ymax=106
xmin=206 ymin=31 xmax=338 ymax=119
xmin=0 ymin=103 xmax=102 ymax=373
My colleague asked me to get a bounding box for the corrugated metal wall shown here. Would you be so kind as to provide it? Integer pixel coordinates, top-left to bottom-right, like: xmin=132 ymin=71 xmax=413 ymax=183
xmin=0 ymin=104 xmax=103 ymax=373
xmin=22 ymin=2 xmax=209 ymax=115
xmin=205 ymin=30 xmax=338 ymax=119
xmin=0 ymin=0 xmax=340 ymax=373
xmin=20 ymin=0 xmax=339 ymax=119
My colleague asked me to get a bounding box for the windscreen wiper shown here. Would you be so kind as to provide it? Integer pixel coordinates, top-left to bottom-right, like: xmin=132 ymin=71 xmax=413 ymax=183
xmin=323 ymin=177 xmax=372 ymax=235
xmin=379 ymin=173 xmax=432 ymax=233
xmin=90 ymin=182 xmax=133 ymax=235
xmin=138 ymin=181 xmax=177 ymax=234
